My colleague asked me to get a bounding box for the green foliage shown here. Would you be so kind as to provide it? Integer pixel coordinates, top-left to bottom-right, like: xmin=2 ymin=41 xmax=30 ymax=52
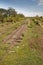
xmin=0 ymin=8 xmax=25 ymax=23
xmin=34 ymin=20 xmax=39 ymax=25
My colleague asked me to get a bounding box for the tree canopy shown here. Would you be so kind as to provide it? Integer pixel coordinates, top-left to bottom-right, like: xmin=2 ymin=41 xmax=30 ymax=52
xmin=0 ymin=8 xmax=25 ymax=23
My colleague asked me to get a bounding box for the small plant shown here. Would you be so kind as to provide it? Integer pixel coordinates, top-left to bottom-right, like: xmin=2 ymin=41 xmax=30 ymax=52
xmin=34 ymin=20 xmax=40 ymax=26
xmin=22 ymin=33 xmax=24 ymax=37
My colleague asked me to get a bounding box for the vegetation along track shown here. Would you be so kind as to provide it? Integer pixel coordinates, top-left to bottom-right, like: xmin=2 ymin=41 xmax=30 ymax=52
xmin=0 ymin=20 xmax=28 ymax=63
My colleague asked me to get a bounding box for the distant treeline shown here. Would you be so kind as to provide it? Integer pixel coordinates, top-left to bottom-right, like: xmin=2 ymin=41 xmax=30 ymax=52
xmin=0 ymin=7 xmax=25 ymax=23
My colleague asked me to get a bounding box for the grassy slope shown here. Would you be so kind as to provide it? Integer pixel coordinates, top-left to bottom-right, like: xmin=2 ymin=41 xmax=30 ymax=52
xmin=0 ymin=18 xmax=43 ymax=65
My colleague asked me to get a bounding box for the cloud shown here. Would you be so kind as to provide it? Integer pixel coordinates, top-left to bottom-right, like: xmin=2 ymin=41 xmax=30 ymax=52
xmin=32 ymin=0 xmax=43 ymax=5
xmin=38 ymin=0 xmax=43 ymax=5
xmin=26 ymin=12 xmax=43 ymax=17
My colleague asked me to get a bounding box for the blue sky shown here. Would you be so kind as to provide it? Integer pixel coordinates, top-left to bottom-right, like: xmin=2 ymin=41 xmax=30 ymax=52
xmin=0 ymin=0 xmax=43 ymax=16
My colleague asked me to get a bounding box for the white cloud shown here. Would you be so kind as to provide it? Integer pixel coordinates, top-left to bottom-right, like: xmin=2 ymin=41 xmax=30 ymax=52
xmin=38 ymin=0 xmax=43 ymax=5
xmin=32 ymin=0 xmax=43 ymax=5
xmin=16 ymin=7 xmax=43 ymax=17
xmin=17 ymin=10 xmax=43 ymax=17
xmin=24 ymin=12 xmax=43 ymax=17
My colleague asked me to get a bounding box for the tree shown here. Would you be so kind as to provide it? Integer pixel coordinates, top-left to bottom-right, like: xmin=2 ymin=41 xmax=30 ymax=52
xmin=7 ymin=7 xmax=17 ymax=17
xmin=17 ymin=13 xmax=24 ymax=18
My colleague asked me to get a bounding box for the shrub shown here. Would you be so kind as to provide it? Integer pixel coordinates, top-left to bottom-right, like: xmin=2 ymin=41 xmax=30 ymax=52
xmin=34 ymin=20 xmax=40 ymax=26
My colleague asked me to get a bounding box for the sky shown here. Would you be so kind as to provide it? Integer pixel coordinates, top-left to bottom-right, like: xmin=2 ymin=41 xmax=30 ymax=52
xmin=0 ymin=0 xmax=43 ymax=16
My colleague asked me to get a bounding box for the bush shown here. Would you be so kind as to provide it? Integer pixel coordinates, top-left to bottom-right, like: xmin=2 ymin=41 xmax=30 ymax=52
xmin=34 ymin=20 xmax=40 ymax=26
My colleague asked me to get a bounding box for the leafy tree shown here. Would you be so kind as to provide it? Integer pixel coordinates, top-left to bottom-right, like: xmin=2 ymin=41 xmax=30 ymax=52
xmin=17 ymin=13 xmax=24 ymax=18
xmin=0 ymin=7 xmax=25 ymax=23
xmin=7 ymin=7 xmax=17 ymax=17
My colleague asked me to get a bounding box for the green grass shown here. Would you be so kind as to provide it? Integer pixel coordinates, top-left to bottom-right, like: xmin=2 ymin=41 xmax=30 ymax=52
xmin=0 ymin=18 xmax=43 ymax=65
xmin=0 ymin=20 xmax=23 ymax=42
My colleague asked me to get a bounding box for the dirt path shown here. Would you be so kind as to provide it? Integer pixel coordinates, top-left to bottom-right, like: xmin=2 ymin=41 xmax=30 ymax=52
xmin=0 ymin=20 xmax=28 ymax=63
xmin=3 ymin=24 xmax=26 ymax=43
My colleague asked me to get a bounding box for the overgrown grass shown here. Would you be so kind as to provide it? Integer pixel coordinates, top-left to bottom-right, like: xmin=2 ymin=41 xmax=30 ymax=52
xmin=0 ymin=20 xmax=24 ymax=42
xmin=0 ymin=18 xmax=43 ymax=65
